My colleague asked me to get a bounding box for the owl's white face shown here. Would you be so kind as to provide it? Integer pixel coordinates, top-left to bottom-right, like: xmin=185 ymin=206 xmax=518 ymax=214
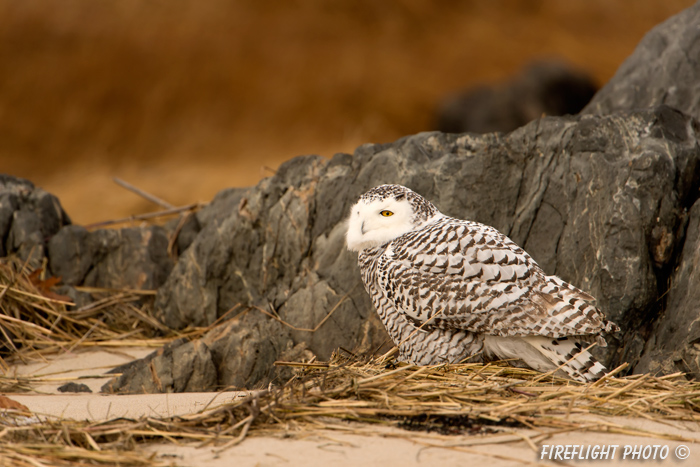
xmin=346 ymin=196 xmax=418 ymax=252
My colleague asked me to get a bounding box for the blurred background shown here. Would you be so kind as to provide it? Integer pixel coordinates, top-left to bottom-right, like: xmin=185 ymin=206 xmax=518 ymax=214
xmin=0 ymin=0 xmax=694 ymax=225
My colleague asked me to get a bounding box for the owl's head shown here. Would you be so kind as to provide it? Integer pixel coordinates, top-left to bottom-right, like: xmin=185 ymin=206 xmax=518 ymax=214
xmin=346 ymin=184 xmax=441 ymax=252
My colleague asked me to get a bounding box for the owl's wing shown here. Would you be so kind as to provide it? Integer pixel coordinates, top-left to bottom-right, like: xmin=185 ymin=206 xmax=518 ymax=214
xmin=380 ymin=219 xmax=610 ymax=338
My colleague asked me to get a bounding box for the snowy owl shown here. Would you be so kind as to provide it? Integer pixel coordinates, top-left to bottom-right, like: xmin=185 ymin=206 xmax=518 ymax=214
xmin=346 ymin=184 xmax=619 ymax=382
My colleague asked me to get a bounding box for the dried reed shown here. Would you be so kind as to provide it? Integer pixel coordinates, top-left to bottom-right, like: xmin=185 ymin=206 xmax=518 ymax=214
xmin=0 ymin=255 xmax=193 ymax=365
xmin=2 ymin=353 xmax=699 ymax=466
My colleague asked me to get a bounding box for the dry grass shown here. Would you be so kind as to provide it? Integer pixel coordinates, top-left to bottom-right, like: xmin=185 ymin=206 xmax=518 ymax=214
xmin=2 ymin=353 xmax=700 ymax=466
xmin=0 ymin=255 xmax=214 ymax=371
xmin=0 ymin=256 xmax=155 ymax=364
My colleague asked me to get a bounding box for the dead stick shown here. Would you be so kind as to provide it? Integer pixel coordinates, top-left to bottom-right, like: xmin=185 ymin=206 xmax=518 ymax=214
xmin=83 ymin=203 xmax=200 ymax=229
xmin=113 ymin=177 xmax=175 ymax=209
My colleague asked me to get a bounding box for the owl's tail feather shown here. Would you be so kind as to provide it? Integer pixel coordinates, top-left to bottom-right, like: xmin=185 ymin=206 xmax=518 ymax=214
xmin=483 ymin=335 xmax=608 ymax=382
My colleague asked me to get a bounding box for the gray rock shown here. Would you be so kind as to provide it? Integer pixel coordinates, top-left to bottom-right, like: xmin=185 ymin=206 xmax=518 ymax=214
xmin=102 ymin=338 xmax=217 ymax=393
xmin=0 ymin=175 xmax=70 ymax=265
xmin=58 ymin=382 xmax=92 ymax=393
xmin=102 ymin=312 xmax=308 ymax=393
xmin=583 ymin=2 xmax=700 ymax=120
xmin=203 ymin=312 xmax=295 ymax=390
xmin=0 ymin=194 xmax=17 ymax=257
xmin=8 ymin=210 xmax=45 ymax=266
xmin=0 ymin=175 xmax=173 ymax=293
xmin=134 ymin=105 xmax=698 ymax=392
xmin=171 ymin=213 xmax=201 ymax=256
xmin=78 ymin=226 xmax=173 ymax=290
xmin=47 ymin=225 xmax=94 ymax=285
xmin=154 ymin=157 xmax=325 ymax=330
xmin=635 ymin=199 xmax=700 ymax=378
xmin=195 ymin=187 xmax=251 ymax=230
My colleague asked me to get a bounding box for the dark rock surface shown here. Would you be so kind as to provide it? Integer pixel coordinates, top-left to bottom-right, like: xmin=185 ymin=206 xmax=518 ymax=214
xmin=58 ymin=382 xmax=92 ymax=393
xmin=46 ymin=224 xmax=174 ymax=293
xmin=583 ymin=2 xmax=700 ymax=121
xmin=47 ymin=225 xmax=173 ymax=290
xmin=437 ymin=61 xmax=598 ymax=134
xmin=636 ymin=199 xmax=700 ymax=378
xmin=102 ymin=338 xmax=218 ymax=393
xmin=103 ymin=311 xmax=313 ymax=393
xmin=0 ymin=175 xmax=70 ymax=265
xmin=0 ymin=175 xmax=174 ymax=293
xmin=80 ymin=227 xmax=173 ymax=290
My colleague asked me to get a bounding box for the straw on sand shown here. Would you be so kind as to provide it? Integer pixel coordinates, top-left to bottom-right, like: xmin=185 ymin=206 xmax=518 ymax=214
xmin=2 ymin=351 xmax=699 ymax=467
xmin=0 ymin=255 xmax=219 ymax=369
xmin=0 ymin=256 xmax=160 ymax=364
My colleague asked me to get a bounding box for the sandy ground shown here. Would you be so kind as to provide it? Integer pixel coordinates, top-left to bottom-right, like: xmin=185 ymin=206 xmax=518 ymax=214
xmin=4 ymin=348 xmax=700 ymax=466
xmin=9 ymin=347 xmax=253 ymax=419
xmin=145 ymin=423 xmax=700 ymax=467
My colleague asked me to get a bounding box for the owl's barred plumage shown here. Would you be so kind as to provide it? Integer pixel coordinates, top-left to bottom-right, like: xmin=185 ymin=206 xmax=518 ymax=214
xmin=347 ymin=184 xmax=619 ymax=382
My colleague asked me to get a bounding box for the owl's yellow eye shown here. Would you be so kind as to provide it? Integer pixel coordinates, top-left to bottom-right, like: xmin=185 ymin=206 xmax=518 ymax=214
xmin=380 ymin=210 xmax=394 ymax=217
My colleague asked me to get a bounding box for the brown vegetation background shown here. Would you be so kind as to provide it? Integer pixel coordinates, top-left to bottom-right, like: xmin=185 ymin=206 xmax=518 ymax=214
xmin=0 ymin=0 xmax=694 ymax=224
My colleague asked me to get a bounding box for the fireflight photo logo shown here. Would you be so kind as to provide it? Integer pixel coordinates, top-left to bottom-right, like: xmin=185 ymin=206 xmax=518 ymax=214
xmin=540 ymin=444 xmax=690 ymax=461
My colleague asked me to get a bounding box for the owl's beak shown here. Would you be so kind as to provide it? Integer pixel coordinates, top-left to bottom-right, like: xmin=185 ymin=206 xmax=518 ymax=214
xmin=361 ymin=221 xmax=366 ymax=235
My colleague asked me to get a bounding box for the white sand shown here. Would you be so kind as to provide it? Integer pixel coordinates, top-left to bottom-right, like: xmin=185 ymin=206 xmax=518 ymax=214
xmin=10 ymin=347 xmax=253 ymax=420
xmin=11 ymin=346 xmax=155 ymax=393
xmin=145 ymin=425 xmax=699 ymax=467
xmin=5 ymin=348 xmax=700 ymax=466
